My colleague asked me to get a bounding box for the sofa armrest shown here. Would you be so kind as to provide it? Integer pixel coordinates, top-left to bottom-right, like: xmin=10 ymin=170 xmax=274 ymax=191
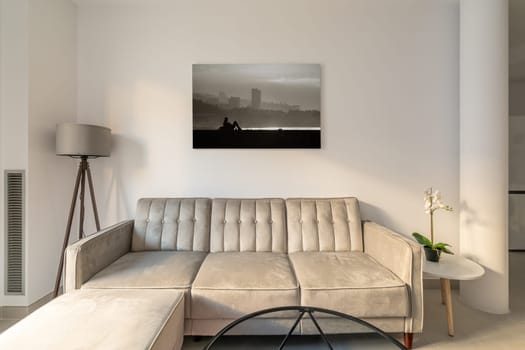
xmin=64 ymin=220 xmax=134 ymax=293
xmin=363 ymin=221 xmax=424 ymax=333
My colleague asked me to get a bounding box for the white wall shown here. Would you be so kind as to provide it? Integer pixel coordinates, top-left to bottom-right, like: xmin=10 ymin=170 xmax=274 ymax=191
xmin=0 ymin=0 xmax=76 ymax=306
xmin=26 ymin=0 xmax=77 ymax=304
xmin=459 ymin=0 xmax=509 ymax=315
xmin=0 ymin=0 xmax=30 ymax=306
xmin=76 ymin=0 xmax=461 ymax=250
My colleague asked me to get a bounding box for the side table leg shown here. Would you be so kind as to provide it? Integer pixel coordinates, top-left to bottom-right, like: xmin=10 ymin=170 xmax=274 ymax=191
xmin=440 ymin=278 xmax=446 ymax=305
xmin=441 ymin=278 xmax=455 ymax=337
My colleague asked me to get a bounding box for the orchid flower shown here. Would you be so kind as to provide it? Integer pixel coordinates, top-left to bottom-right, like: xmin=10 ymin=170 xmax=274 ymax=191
xmin=412 ymin=187 xmax=454 ymax=255
xmin=424 ymin=188 xmax=453 ymax=214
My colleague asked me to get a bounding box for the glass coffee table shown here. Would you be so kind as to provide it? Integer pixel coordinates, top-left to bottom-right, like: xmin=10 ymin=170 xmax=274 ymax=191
xmin=203 ymin=306 xmax=407 ymax=349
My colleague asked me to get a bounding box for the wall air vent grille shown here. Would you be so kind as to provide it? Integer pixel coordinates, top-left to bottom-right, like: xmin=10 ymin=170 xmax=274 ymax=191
xmin=5 ymin=171 xmax=24 ymax=295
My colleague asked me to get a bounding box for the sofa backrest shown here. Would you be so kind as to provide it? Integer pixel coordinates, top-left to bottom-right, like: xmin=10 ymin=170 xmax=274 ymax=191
xmin=132 ymin=198 xmax=211 ymax=252
xmin=286 ymin=198 xmax=363 ymax=253
xmin=210 ymin=198 xmax=287 ymax=253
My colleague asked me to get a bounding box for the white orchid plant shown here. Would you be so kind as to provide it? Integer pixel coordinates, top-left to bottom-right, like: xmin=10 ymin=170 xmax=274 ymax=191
xmin=412 ymin=188 xmax=454 ymax=254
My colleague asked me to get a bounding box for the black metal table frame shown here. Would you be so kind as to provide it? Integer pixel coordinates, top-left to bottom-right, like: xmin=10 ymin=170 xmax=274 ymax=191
xmin=203 ymin=306 xmax=407 ymax=350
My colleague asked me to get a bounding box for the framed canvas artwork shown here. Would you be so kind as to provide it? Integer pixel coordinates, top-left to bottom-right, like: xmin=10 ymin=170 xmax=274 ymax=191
xmin=192 ymin=64 xmax=321 ymax=148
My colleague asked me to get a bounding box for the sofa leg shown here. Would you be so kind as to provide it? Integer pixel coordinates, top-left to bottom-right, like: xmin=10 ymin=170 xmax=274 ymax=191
xmin=404 ymin=333 xmax=413 ymax=349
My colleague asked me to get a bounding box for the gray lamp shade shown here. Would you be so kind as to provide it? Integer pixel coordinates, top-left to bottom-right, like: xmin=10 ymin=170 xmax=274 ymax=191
xmin=56 ymin=123 xmax=111 ymax=158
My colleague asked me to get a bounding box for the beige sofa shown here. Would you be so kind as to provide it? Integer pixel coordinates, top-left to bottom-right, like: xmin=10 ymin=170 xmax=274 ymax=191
xmin=64 ymin=197 xmax=423 ymax=348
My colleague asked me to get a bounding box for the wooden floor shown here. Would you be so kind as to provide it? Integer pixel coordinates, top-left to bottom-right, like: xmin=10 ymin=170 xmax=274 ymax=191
xmin=0 ymin=320 xmax=17 ymax=334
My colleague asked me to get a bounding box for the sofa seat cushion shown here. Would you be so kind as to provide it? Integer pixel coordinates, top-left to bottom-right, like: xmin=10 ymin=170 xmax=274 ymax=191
xmin=191 ymin=252 xmax=299 ymax=319
xmin=289 ymin=252 xmax=409 ymax=318
xmin=84 ymin=251 xmax=206 ymax=289
xmin=0 ymin=289 xmax=184 ymax=350
xmin=83 ymin=251 xmax=206 ymax=318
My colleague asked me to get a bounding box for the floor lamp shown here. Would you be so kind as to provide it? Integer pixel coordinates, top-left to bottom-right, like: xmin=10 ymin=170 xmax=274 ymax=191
xmin=54 ymin=123 xmax=111 ymax=297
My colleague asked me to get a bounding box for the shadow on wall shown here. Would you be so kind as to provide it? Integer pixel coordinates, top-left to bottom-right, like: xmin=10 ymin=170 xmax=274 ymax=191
xmin=359 ymin=201 xmax=396 ymax=228
xmin=458 ymin=200 xmax=490 ymax=263
xmin=103 ymin=134 xmax=146 ymax=223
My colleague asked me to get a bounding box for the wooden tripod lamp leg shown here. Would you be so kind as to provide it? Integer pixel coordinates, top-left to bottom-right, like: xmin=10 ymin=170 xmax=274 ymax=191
xmin=53 ymin=160 xmax=83 ymax=298
xmin=86 ymin=162 xmax=101 ymax=231
xmin=78 ymin=157 xmax=87 ymax=239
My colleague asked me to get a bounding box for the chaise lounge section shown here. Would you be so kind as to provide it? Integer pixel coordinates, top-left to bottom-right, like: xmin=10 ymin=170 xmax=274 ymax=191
xmin=0 ymin=289 xmax=185 ymax=350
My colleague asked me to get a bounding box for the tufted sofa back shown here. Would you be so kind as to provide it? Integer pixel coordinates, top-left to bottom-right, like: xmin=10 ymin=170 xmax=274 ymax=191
xmin=210 ymin=198 xmax=287 ymax=253
xmin=286 ymin=198 xmax=363 ymax=253
xmin=131 ymin=197 xmax=363 ymax=253
xmin=132 ymin=198 xmax=211 ymax=252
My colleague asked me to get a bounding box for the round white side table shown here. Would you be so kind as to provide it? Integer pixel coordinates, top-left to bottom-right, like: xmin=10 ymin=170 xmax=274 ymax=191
xmin=423 ymin=254 xmax=485 ymax=337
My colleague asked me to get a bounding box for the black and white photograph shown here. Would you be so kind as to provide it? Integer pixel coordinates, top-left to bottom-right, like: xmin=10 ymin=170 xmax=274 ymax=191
xmin=192 ymin=64 xmax=321 ymax=148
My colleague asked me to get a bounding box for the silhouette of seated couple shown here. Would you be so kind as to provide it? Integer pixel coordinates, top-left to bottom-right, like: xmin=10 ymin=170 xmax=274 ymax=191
xmin=219 ymin=117 xmax=242 ymax=131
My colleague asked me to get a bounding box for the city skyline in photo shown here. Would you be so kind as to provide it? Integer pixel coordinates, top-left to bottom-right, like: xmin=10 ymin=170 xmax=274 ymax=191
xmin=193 ymin=64 xmax=321 ymax=112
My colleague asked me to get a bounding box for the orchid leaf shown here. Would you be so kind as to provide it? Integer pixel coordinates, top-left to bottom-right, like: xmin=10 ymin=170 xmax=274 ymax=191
xmin=412 ymin=232 xmax=433 ymax=248
xmin=433 ymin=242 xmax=454 ymax=254
xmin=439 ymin=246 xmax=454 ymax=254
xmin=433 ymin=242 xmax=451 ymax=249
